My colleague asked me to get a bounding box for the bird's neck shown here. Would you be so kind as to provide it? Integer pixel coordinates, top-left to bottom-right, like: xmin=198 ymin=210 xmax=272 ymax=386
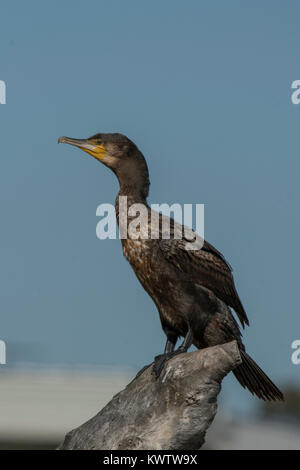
xmin=113 ymin=148 xmax=150 ymax=225
xmin=117 ymin=184 xmax=149 ymax=203
xmin=115 ymin=163 xmax=150 ymax=211
xmin=115 ymin=176 xmax=150 ymax=237
xmin=115 ymin=186 xmax=149 ymax=225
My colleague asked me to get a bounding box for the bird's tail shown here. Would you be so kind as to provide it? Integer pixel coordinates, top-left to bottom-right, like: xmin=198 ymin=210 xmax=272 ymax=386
xmin=233 ymin=350 xmax=284 ymax=402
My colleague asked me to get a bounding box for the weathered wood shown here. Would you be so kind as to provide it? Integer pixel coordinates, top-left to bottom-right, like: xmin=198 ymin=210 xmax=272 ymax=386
xmin=59 ymin=341 xmax=241 ymax=450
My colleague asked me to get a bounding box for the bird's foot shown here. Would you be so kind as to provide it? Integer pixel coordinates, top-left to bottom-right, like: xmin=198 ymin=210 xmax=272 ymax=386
xmin=135 ymin=362 xmax=154 ymax=379
xmin=153 ymin=348 xmax=185 ymax=378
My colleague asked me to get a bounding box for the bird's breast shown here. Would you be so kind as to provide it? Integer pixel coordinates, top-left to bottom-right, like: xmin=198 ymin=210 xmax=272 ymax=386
xmin=122 ymin=238 xmax=152 ymax=276
xmin=122 ymin=238 xmax=181 ymax=303
xmin=121 ymin=238 xmax=193 ymax=336
xmin=122 ymin=238 xmax=170 ymax=298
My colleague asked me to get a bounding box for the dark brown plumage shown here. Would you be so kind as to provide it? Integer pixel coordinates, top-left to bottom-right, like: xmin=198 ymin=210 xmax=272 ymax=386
xmin=59 ymin=132 xmax=283 ymax=402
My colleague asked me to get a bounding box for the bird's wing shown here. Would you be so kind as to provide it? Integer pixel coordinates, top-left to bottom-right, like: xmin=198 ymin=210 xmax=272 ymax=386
xmin=159 ymin=236 xmax=249 ymax=328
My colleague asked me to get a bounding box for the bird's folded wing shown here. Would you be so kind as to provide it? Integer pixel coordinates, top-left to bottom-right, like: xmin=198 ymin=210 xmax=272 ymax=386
xmin=158 ymin=237 xmax=249 ymax=328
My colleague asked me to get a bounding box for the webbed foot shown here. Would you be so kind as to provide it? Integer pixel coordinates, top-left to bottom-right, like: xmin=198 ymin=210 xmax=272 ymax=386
xmin=153 ymin=348 xmax=185 ymax=378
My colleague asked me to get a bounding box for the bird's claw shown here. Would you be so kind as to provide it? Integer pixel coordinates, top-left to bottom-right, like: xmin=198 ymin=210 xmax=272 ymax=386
xmin=153 ymin=349 xmax=184 ymax=378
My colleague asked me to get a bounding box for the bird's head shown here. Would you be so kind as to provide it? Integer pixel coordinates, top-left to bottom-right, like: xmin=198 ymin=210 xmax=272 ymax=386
xmin=58 ymin=133 xmax=135 ymax=168
xmin=58 ymin=132 xmax=150 ymax=198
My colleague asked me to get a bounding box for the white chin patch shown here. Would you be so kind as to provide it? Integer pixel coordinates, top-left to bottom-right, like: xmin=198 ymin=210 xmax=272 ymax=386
xmin=102 ymin=154 xmax=116 ymax=166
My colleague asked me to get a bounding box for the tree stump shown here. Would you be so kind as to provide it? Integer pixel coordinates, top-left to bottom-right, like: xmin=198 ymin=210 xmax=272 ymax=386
xmin=59 ymin=341 xmax=241 ymax=450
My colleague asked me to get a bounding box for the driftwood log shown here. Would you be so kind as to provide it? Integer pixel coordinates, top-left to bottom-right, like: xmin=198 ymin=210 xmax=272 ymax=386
xmin=59 ymin=341 xmax=241 ymax=450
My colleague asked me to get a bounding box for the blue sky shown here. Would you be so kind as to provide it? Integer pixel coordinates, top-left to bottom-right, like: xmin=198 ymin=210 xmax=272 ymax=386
xmin=0 ymin=1 xmax=300 ymax=414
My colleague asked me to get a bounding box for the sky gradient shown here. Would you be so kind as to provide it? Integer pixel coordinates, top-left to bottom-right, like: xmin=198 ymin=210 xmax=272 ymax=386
xmin=1 ymin=1 xmax=300 ymax=414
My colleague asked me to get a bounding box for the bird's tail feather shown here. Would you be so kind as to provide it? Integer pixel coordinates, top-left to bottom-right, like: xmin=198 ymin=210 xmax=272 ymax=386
xmin=233 ymin=350 xmax=284 ymax=402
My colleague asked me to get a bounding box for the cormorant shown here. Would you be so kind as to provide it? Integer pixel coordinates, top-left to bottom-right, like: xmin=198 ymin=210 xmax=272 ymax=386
xmin=58 ymin=133 xmax=283 ymax=401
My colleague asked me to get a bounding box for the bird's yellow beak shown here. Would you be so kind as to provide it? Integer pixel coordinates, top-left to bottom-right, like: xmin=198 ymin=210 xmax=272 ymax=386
xmin=58 ymin=136 xmax=107 ymax=161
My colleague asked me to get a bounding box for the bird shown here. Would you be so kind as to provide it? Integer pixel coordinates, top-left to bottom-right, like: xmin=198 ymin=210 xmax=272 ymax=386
xmin=58 ymin=132 xmax=283 ymax=402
